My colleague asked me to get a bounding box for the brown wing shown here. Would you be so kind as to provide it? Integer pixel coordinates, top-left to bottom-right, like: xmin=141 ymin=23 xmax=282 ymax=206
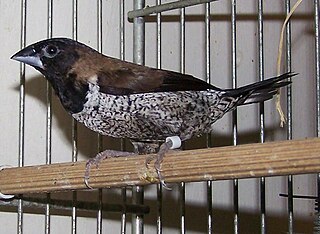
xmin=96 ymin=57 xmax=219 ymax=95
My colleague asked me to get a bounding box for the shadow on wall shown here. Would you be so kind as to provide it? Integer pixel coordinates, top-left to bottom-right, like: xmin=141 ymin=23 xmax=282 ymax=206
xmin=19 ymin=75 xmax=288 ymax=160
xmin=7 ymin=74 xmax=312 ymax=233
xmin=15 ymin=75 xmax=131 ymax=159
xmin=0 ymin=187 xmax=314 ymax=233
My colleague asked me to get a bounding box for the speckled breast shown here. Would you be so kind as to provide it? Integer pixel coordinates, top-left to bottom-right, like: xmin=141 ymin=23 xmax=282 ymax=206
xmin=72 ymin=84 xmax=230 ymax=141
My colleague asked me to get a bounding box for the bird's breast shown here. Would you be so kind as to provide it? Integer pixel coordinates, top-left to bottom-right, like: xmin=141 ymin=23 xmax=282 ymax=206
xmin=71 ymin=85 xmax=223 ymax=141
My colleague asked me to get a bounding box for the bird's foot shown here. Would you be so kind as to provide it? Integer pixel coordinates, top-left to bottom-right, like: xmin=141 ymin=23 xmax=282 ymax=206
xmin=146 ymin=136 xmax=182 ymax=190
xmin=155 ymin=140 xmax=172 ymax=190
xmin=84 ymin=150 xmax=135 ymax=189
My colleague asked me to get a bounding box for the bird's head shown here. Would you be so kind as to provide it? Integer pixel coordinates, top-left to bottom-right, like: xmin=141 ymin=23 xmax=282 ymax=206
xmin=11 ymin=38 xmax=95 ymax=78
xmin=11 ymin=38 xmax=104 ymax=113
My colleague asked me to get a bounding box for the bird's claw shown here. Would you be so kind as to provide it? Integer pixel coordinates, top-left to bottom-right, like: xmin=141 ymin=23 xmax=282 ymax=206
xmin=154 ymin=157 xmax=172 ymax=190
xmin=156 ymin=169 xmax=172 ymax=190
xmin=145 ymin=154 xmax=156 ymax=169
xmin=84 ymin=156 xmax=101 ymax=189
xmin=144 ymin=139 xmax=174 ymax=190
xmin=84 ymin=150 xmax=135 ymax=189
xmin=84 ymin=176 xmax=93 ymax=189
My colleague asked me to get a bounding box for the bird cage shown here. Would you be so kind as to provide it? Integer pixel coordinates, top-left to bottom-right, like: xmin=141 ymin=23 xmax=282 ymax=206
xmin=0 ymin=0 xmax=319 ymax=233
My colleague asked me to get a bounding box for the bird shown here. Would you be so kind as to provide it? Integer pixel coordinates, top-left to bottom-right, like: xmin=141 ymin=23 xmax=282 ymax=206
xmin=11 ymin=38 xmax=294 ymax=188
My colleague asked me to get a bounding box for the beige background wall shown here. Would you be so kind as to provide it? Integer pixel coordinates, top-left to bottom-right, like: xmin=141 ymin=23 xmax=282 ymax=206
xmin=0 ymin=0 xmax=317 ymax=233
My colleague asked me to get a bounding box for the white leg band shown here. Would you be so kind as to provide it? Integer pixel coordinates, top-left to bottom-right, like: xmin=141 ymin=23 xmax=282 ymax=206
xmin=166 ymin=136 xmax=182 ymax=149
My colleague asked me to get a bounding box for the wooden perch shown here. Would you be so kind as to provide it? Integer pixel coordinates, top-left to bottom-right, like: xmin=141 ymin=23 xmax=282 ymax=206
xmin=0 ymin=138 xmax=320 ymax=195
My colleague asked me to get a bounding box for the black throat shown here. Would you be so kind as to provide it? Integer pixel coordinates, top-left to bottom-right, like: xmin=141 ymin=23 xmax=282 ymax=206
xmin=46 ymin=73 xmax=89 ymax=114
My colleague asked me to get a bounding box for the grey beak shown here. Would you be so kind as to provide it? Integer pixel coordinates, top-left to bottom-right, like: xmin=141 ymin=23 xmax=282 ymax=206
xmin=11 ymin=46 xmax=44 ymax=69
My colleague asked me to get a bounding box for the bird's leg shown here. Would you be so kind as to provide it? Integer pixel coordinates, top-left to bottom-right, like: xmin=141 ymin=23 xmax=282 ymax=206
xmin=85 ymin=150 xmax=135 ymax=189
xmin=146 ymin=136 xmax=182 ymax=189
xmin=153 ymin=139 xmax=173 ymax=189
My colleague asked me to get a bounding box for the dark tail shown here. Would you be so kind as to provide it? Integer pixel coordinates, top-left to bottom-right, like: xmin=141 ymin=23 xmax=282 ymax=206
xmin=224 ymin=72 xmax=296 ymax=105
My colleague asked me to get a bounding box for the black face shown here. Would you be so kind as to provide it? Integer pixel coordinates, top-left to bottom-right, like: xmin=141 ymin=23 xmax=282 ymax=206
xmin=11 ymin=38 xmax=80 ymax=77
xmin=11 ymin=38 xmax=89 ymax=114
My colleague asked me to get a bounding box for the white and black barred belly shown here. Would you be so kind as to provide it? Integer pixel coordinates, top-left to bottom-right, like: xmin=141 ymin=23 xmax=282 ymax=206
xmin=72 ymin=83 xmax=237 ymax=142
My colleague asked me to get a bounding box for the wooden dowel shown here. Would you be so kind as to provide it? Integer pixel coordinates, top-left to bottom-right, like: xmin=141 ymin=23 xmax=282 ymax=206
xmin=0 ymin=138 xmax=319 ymax=195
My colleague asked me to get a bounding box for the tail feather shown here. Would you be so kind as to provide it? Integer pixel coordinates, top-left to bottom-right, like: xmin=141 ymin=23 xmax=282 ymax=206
xmin=223 ymin=72 xmax=296 ymax=105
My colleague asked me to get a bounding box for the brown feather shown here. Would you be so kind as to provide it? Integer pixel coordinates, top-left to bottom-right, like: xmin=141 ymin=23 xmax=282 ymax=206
xmin=64 ymin=45 xmax=216 ymax=95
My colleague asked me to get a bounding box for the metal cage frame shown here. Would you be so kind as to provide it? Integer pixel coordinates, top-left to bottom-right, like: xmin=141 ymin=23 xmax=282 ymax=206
xmin=0 ymin=0 xmax=319 ymax=233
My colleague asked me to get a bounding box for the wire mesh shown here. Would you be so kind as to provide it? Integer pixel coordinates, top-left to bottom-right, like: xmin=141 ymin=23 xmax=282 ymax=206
xmin=2 ymin=0 xmax=318 ymax=233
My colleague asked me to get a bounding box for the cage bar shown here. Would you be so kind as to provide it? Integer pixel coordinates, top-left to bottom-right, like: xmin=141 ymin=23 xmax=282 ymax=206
xmin=0 ymin=197 xmax=149 ymax=215
xmin=96 ymin=1 xmax=104 ymax=233
xmin=257 ymin=1 xmax=266 ymax=233
xmin=71 ymin=1 xmax=78 ymax=233
xmin=156 ymin=0 xmax=163 ymax=233
xmin=315 ymin=0 xmax=320 ymax=232
xmin=179 ymin=3 xmax=186 ymax=234
xmin=205 ymin=2 xmax=213 ymax=234
xmin=45 ymin=0 xmax=53 ymax=232
xmin=230 ymin=0 xmax=239 ymax=233
xmin=127 ymin=0 xmax=217 ymax=18
xmin=132 ymin=1 xmax=145 ymax=233
xmin=2 ymin=1 xmax=318 ymax=233
xmin=119 ymin=1 xmax=127 ymax=233
xmin=17 ymin=0 xmax=27 ymax=233
xmin=285 ymin=1 xmax=294 ymax=233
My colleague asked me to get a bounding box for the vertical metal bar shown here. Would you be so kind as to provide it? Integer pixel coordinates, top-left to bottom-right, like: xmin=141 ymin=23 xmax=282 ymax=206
xmin=96 ymin=1 xmax=103 ymax=234
xmin=179 ymin=3 xmax=186 ymax=234
xmin=179 ymin=183 xmax=186 ymax=234
xmin=285 ymin=1 xmax=293 ymax=233
xmin=316 ymin=0 xmax=320 ymax=137
xmin=132 ymin=186 xmax=144 ymax=234
xmin=132 ymin=1 xmax=145 ymax=233
xmin=18 ymin=0 xmax=27 ymax=233
xmin=120 ymin=1 xmax=127 ymax=233
xmin=257 ymin=1 xmax=266 ymax=234
xmin=285 ymin=2 xmax=292 ymax=141
xmin=71 ymin=0 xmax=78 ymax=233
xmin=133 ymin=0 xmax=145 ymax=65
xmin=316 ymin=0 xmax=320 ymax=138
xmin=231 ymin=1 xmax=238 ymax=233
xmin=205 ymin=2 xmax=213 ymax=234
xmin=120 ymin=0 xmax=125 ymax=62
xmin=207 ymin=181 xmax=213 ymax=234
xmin=97 ymin=190 xmax=103 ymax=234
xmin=121 ymin=188 xmax=127 ymax=234
xmin=45 ymin=1 xmax=53 ymax=234
xmin=315 ymin=0 xmax=320 ymax=232
xmin=180 ymin=4 xmax=185 ymax=74
xmin=46 ymin=0 xmax=53 ymax=163
xmin=156 ymin=185 xmax=162 ymax=234
xmin=156 ymin=1 xmax=163 ymax=233
xmin=97 ymin=0 xmax=103 ymax=53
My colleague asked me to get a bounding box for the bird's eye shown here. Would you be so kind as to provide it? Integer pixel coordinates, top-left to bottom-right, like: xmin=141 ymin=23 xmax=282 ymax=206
xmin=43 ymin=45 xmax=59 ymax=58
